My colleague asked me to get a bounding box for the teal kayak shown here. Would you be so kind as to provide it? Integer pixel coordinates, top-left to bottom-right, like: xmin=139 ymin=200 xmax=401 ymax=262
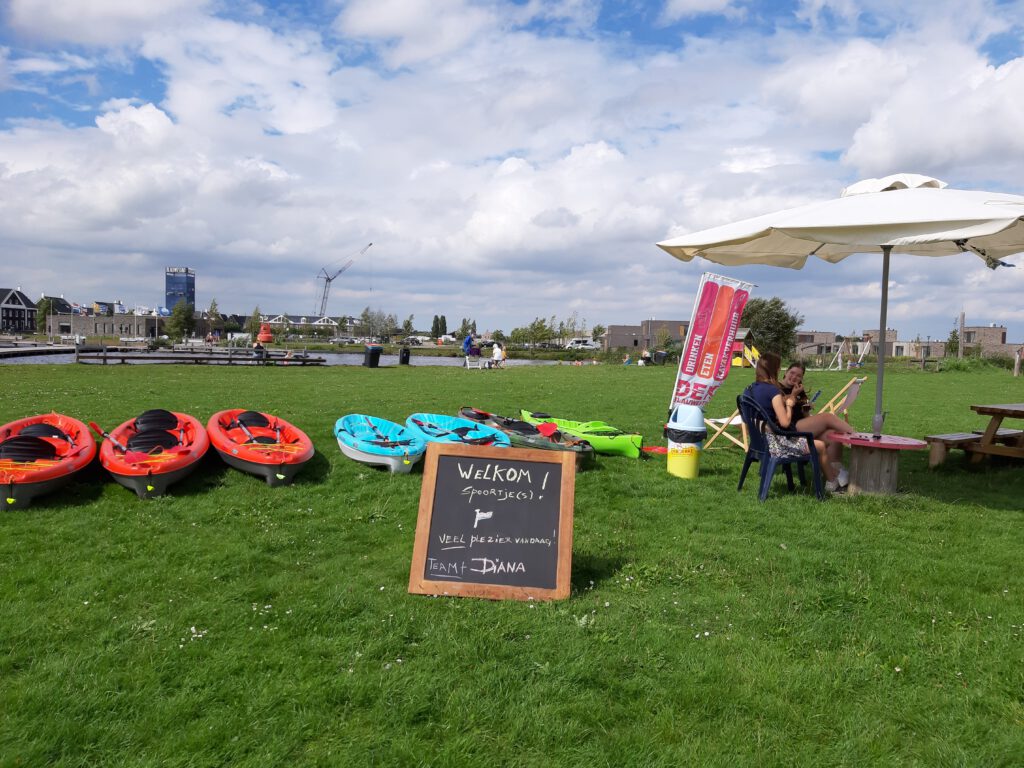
xmin=519 ymin=410 xmax=643 ymax=458
xmin=335 ymin=414 xmax=426 ymax=473
xmin=406 ymin=413 xmax=511 ymax=448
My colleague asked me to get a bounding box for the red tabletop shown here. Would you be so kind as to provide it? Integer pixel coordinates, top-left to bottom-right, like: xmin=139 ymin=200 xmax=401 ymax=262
xmin=826 ymin=432 xmax=928 ymax=450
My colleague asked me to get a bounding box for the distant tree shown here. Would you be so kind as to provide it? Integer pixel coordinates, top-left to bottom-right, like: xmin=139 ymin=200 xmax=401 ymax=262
xmin=492 ymin=329 xmax=506 ymax=342
xmin=509 ymin=326 xmax=528 ymax=347
xmin=431 ymin=315 xmax=440 ymax=338
xmin=655 ymin=327 xmax=672 ymax=350
xmin=440 ymin=315 xmax=448 ymax=336
xmin=402 ymin=315 xmax=415 ymax=336
xmin=358 ymin=307 xmax=391 ymax=340
xmin=740 ymin=297 xmax=803 ymax=357
xmin=206 ymin=298 xmax=222 ymax=334
xmin=591 ymin=324 xmax=606 ymax=341
xmin=946 ymin=327 xmax=959 ymax=357
xmin=165 ymin=302 xmax=196 ymax=341
xmin=246 ymin=307 xmax=262 ymax=335
xmin=36 ymin=297 xmax=53 ymax=333
xmin=527 ymin=316 xmax=554 ymax=348
xmin=559 ymin=311 xmax=582 ymax=342
xmin=385 ymin=313 xmax=399 ymax=341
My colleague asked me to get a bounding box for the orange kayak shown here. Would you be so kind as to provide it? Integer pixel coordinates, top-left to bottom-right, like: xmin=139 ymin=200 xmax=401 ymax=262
xmin=207 ymin=409 xmax=314 ymax=486
xmin=1 ymin=413 xmax=97 ymax=509
xmin=99 ymin=409 xmax=209 ymax=498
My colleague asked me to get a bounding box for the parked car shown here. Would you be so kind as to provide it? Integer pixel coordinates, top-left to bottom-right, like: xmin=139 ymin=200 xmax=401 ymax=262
xmin=565 ymin=337 xmax=601 ymax=350
xmin=401 ymin=337 xmax=422 ymax=345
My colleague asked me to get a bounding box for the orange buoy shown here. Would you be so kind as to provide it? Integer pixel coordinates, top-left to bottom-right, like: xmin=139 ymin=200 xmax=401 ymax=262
xmin=257 ymin=323 xmax=274 ymax=343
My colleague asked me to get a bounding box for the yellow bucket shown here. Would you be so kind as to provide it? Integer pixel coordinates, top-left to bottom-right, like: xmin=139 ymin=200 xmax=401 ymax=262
xmin=667 ymin=444 xmax=699 ymax=479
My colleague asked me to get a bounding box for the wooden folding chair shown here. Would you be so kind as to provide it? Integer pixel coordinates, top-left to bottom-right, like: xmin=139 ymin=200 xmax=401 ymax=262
xmin=703 ymin=409 xmax=749 ymax=450
xmin=818 ymin=376 xmax=867 ymax=420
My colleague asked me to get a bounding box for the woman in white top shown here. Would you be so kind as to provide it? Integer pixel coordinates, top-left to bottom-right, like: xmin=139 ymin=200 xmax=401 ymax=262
xmin=491 ymin=342 xmax=504 ymax=368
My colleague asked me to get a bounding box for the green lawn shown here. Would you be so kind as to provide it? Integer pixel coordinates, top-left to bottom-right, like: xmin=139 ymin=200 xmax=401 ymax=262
xmin=1 ymin=363 xmax=1022 ymax=767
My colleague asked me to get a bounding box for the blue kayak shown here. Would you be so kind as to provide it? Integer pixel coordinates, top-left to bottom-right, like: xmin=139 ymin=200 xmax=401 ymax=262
xmin=335 ymin=414 xmax=427 ymax=473
xmin=405 ymin=413 xmax=511 ymax=448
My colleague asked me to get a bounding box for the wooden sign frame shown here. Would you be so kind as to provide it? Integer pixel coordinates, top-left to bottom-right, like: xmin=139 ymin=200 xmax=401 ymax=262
xmin=408 ymin=442 xmax=575 ymax=601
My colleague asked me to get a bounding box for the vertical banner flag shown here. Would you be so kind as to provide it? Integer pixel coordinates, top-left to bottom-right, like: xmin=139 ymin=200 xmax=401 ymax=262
xmin=670 ymin=272 xmax=754 ymax=411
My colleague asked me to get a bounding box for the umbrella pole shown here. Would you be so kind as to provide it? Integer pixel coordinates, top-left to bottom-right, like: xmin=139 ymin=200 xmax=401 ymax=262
xmin=872 ymin=245 xmax=891 ymax=438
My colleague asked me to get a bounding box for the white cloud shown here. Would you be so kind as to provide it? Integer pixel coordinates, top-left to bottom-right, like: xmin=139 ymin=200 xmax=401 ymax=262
xmin=95 ymin=102 xmax=175 ymax=149
xmin=844 ymin=53 xmax=1024 ymax=183
xmin=6 ymin=0 xmax=209 ymax=46
xmin=763 ymin=39 xmax=910 ymax=129
xmin=335 ymin=0 xmax=497 ymax=67
xmin=661 ymin=0 xmax=738 ymax=22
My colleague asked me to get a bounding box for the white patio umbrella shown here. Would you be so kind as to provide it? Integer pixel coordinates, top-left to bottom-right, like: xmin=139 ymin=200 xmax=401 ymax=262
xmin=657 ymin=174 xmax=1024 ymax=434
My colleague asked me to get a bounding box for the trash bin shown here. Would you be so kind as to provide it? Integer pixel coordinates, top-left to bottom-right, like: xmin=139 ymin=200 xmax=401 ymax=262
xmin=653 ymin=351 xmax=668 ymax=365
xmin=665 ymin=404 xmax=707 ymax=479
xmin=363 ymin=344 xmax=382 ymax=368
xmin=399 ymin=347 xmax=411 ymax=365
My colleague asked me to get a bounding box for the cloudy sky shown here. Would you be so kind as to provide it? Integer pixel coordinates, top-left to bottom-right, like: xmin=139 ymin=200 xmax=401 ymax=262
xmin=2 ymin=0 xmax=1023 ymax=341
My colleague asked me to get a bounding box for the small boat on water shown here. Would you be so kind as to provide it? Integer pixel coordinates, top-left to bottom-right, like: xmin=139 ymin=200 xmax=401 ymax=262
xmin=98 ymin=409 xmax=209 ymax=498
xmin=406 ymin=413 xmax=511 ymax=448
xmin=458 ymin=406 xmax=596 ymax=468
xmin=208 ymin=409 xmax=314 ymax=486
xmin=519 ymin=410 xmax=644 ymax=458
xmin=335 ymin=414 xmax=426 ymax=473
xmin=0 ymin=413 xmax=97 ymax=509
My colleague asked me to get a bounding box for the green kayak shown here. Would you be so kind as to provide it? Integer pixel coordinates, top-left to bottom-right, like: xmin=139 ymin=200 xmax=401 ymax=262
xmin=519 ymin=410 xmax=643 ymax=458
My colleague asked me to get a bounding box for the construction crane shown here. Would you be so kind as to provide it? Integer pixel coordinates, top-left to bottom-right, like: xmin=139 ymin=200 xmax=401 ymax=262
xmin=314 ymin=242 xmax=372 ymax=317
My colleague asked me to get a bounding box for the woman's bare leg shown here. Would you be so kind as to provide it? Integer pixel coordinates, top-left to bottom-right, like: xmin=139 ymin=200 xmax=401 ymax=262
xmin=798 ymin=413 xmax=854 ymax=466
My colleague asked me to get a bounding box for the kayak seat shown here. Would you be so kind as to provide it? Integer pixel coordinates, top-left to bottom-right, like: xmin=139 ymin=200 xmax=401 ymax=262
xmin=127 ymin=429 xmax=180 ymax=453
xmin=528 ymin=411 xmax=552 ymax=419
xmin=134 ymin=409 xmax=178 ymax=431
xmin=501 ymin=419 xmax=541 ymax=435
xmin=237 ymin=411 xmax=270 ymax=428
xmin=20 ymin=423 xmax=71 ymax=442
xmin=0 ymin=435 xmax=58 ymax=462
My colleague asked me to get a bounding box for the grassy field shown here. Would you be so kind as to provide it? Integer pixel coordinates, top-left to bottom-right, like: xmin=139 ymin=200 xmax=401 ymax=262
xmin=1 ymin=362 xmax=1022 ymax=767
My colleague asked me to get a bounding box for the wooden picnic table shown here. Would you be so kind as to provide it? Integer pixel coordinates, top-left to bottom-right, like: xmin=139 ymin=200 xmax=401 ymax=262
xmin=966 ymin=403 xmax=1024 ymax=463
xmin=826 ymin=431 xmax=927 ymax=495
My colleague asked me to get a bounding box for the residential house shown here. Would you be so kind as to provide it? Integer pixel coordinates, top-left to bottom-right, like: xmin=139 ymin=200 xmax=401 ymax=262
xmin=0 ymin=288 xmax=36 ymax=333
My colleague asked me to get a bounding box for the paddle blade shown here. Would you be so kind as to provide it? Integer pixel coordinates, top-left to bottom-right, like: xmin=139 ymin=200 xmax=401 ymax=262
xmin=535 ymin=422 xmax=559 ymax=438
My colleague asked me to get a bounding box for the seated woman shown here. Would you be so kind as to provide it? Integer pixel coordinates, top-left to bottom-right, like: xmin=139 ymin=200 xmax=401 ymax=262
xmin=781 ymin=362 xmax=854 ymax=485
xmin=748 ymin=353 xmax=845 ymax=492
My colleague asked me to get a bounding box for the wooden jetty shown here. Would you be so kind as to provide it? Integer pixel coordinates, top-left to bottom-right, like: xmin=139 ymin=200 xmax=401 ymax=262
xmin=76 ymin=346 xmax=325 ymax=366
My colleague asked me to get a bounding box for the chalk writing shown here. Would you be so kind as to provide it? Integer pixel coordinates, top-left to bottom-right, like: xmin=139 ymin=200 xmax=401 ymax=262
xmin=469 ymin=557 xmax=526 ymax=575
xmin=457 ymin=462 xmax=533 ymax=484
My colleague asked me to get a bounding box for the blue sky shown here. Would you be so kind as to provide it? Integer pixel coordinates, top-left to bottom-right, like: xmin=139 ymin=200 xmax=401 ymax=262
xmin=1 ymin=0 xmax=1023 ymax=342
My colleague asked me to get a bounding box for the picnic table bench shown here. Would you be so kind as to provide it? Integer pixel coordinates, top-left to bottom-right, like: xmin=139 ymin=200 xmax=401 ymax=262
xmin=925 ymin=427 xmax=1024 ymax=467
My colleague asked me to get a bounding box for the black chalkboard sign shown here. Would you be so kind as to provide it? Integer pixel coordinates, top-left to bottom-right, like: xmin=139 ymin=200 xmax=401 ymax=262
xmin=408 ymin=442 xmax=575 ymax=601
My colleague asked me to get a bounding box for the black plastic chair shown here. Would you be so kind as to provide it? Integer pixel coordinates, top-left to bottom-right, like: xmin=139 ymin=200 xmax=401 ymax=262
xmin=737 ymin=392 xmax=824 ymax=502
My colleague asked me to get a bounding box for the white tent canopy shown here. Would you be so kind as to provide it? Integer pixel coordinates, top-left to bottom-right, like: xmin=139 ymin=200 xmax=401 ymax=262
xmin=657 ymin=174 xmax=1024 ymax=434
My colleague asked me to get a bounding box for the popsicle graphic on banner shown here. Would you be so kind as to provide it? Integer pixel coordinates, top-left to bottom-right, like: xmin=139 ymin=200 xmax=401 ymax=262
xmin=670 ymin=273 xmax=754 ymax=410
xmin=698 ymin=284 xmax=735 ymax=379
xmin=679 ymin=279 xmax=718 ymax=383
xmin=712 ymin=288 xmax=749 ymax=383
